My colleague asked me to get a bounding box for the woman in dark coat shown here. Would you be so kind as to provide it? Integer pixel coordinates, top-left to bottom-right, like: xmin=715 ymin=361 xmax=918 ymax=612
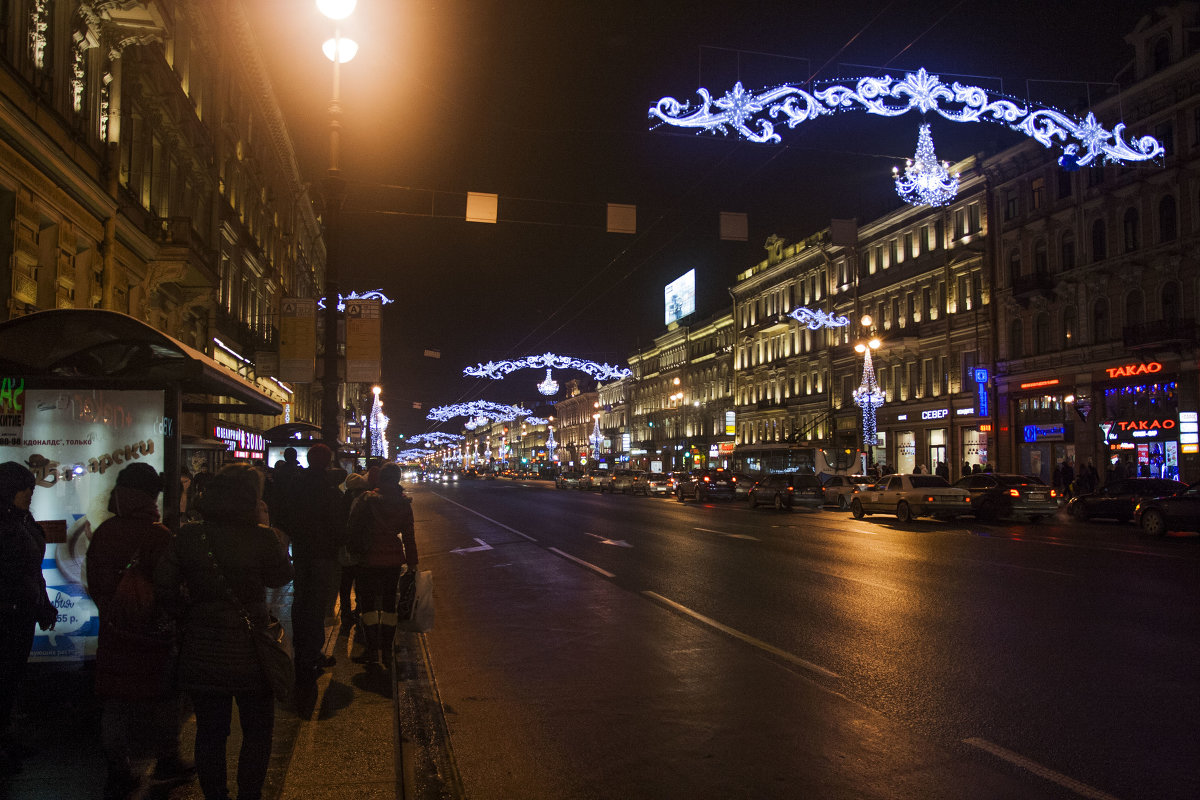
xmin=0 ymin=462 xmax=57 ymax=774
xmin=346 ymin=463 xmax=417 ymax=664
xmin=155 ymin=464 xmax=293 ymax=800
xmin=86 ymin=462 xmax=191 ymax=798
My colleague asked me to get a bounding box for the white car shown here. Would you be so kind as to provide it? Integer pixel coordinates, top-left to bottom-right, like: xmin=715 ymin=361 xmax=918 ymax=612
xmin=821 ymin=474 xmax=874 ymax=510
xmin=850 ymin=474 xmax=972 ymax=522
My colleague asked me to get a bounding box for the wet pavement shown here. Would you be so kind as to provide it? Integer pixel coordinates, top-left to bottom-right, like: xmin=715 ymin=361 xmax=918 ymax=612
xmin=2 ymin=581 xmax=453 ymax=800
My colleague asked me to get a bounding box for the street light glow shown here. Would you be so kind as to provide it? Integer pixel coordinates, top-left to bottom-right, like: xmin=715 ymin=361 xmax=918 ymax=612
xmin=322 ymin=36 xmax=359 ymax=63
xmin=316 ymin=0 xmax=357 ymax=20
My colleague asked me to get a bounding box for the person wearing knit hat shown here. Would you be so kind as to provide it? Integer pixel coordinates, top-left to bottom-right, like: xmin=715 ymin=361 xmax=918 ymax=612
xmin=86 ymin=462 xmax=193 ymax=796
xmin=272 ymin=442 xmax=347 ymax=696
xmin=0 ymin=462 xmax=58 ymax=774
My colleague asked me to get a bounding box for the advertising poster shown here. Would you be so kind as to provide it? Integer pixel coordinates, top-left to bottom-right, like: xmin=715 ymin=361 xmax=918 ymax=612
xmin=345 ymin=298 xmax=382 ymax=383
xmin=0 ymin=388 xmax=165 ymax=663
xmin=664 ymin=269 xmax=696 ymax=325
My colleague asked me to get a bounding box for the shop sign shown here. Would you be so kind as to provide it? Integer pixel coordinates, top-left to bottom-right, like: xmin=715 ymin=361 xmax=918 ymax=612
xmin=1101 ymin=418 xmax=1177 ymax=441
xmin=1019 ymin=378 xmax=1060 ymax=390
xmin=955 ymin=408 xmax=975 ymax=416
xmin=718 ymin=442 xmax=735 ymax=453
xmin=1023 ymin=423 xmax=1065 ymax=442
xmin=214 ymin=424 xmax=265 ymax=460
xmin=725 ymin=411 xmax=736 ymax=436
xmin=973 ymin=369 xmax=990 ymax=417
xmin=922 ymin=408 xmax=950 ymax=420
xmin=1105 ymin=361 xmax=1162 ymax=379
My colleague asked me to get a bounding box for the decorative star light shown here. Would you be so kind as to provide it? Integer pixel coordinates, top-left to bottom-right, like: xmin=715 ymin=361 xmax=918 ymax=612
xmin=537 ymin=369 xmax=560 ymax=396
xmin=464 ymin=353 xmax=632 ymax=385
xmin=893 ymin=123 xmax=960 ymax=206
xmin=649 ymin=68 xmax=1163 ymax=168
xmin=317 ymin=289 xmax=395 ymax=313
xmin=788 ymin=307 xmax=851 ymax=330
xmin=426 ymin=401 xmax=530 ymax=424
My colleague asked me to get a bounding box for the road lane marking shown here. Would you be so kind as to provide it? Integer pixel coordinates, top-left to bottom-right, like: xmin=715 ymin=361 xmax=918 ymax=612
xmin=584 ymin=532 xmax=633 ymax=547
xmin=642 ymin=591 xmax=840 ymax=680
xmin=431 ymin=492 xmax=537 ymax=541
xmin=694 ymin=527 xmax=760 ymax=541
xmin=450 ymin=538 xmax=493 ymax=555
xmin=963 ymin=738 xmax=1121 ymax=800
xmin=548 ymin=547 xmax=616 ymax=578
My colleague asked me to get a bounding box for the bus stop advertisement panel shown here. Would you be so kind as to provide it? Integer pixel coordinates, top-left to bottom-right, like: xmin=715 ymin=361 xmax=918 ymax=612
xmin=1 ymin=386 xmax=165 ymax=663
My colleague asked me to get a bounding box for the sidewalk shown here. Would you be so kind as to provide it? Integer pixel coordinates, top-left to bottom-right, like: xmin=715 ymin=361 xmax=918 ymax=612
xmin=2 ymin=582 xmax=460 ymax=800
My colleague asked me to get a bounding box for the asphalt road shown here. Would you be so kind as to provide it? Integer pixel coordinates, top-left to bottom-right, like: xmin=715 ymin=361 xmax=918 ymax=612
xmin=409 ymin=477 xmax=1199 ymax=800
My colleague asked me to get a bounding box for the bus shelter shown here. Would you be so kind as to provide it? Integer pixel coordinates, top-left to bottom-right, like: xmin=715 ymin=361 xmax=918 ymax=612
xmin=0 ymin=309 xmax=282 ymax=663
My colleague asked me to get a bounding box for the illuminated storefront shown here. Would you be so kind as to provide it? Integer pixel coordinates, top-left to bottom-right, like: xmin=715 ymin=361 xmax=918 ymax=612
xmin=1095 ymin=359 xmax=1184 ymax=480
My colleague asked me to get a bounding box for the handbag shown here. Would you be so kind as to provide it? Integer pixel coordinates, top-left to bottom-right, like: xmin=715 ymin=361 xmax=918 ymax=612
xmin=199 ymin=531 xmax=295 ymax=706
xmin=396 ymin=569 xmax=434 ymax=632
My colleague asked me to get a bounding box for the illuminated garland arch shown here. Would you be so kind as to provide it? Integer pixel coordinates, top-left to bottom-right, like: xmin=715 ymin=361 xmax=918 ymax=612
xmin=464 ymin=353 xmax=632 ymax=396
xmin=649 ymin=68 xmax=1163 ymax=168
xmin=407 ymin=432 xmax=465 ymax=447
xmin=426 ymin=401 xmax=530 ymax=424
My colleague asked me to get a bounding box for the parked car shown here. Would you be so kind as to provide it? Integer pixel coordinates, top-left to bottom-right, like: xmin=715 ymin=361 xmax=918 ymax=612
xmin=732 ymin=473 xmax=754 ymax=500
xmin=1133 ymin=482 xmax=1200 ymax=535
xmin=644 ymin=472 xmax=674 ymax=496
xmin=1066 ymin=477 xmax=1187 ymax=522
xmin=555 ymin=471 xmax=582 ymax=489
xmin=748 ymin=473 xmax=825 ymax=510
xmin=610 ymin=469 xmax=648 ymax=494
xmin=953 ymin=473 xmax=1059 ymax=522
xmin=820 ymin=474 xmax=873 ymax=510
xmin=579 ymin=470 xmax=609 ymax=491
xmin=675 ymin=468 xmax=737 ymax=502
xmin=850 ymin=474 xmax=972 ymax=522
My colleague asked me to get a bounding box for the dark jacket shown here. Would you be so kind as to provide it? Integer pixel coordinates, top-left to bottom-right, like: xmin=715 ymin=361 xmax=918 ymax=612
xmin=347 ymin=485 xmax=416 ymax=569
xmin=86 ymin=486 xmax=176 ymax=699
xmin=0 ymin=504 xmax=56 ymax=624
xmin=275 ymin=466 xmax=345 ymax=561
xmin=154 ymin=521 xmax=293 ymax=694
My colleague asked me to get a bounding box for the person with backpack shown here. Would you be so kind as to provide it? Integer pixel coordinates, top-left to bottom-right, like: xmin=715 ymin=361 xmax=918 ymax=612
xmin=0 ymin=462 xmax=58 ymax=775
xmin=86 ymin=462 xmax=193 ymax=799
xmin=346 ymin=463 xmax=417 ymax=665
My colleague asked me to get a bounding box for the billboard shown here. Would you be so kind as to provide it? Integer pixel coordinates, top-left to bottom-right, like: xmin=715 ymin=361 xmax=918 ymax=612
xmin=665 ymin=269 xmax=696 ymax=325
xmin=0 ymin=388 xmax=165 ymax=662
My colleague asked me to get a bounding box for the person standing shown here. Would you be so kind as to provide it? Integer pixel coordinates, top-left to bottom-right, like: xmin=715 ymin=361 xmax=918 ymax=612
xmin=86 ymin=463 xmax=192 ymax=799
xmin=274 ymin=443 xmax=346 ymax=687
xmin=338 ymin=471 xmax=372 ymax=628
xmin=0 ymin=462 xmax=58 ymax=775
xmin=346 ymin=464 xmax=417 ymax=665
xmin=155 ymin=463 xmax=293 ymax=800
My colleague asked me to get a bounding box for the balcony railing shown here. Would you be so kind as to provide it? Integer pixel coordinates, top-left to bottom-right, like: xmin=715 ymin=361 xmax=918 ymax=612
xmin=1123 ymin=318 xmax=1198 ymax=350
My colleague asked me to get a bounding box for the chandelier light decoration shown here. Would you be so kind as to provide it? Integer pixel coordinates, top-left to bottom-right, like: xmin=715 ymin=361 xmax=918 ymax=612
xmin=464 ymin=353 xmax=633 ymax=397
xmin=649 ymin=67 xmax=1163 ymax=170
xmin=788 ymin=307 xmax=851 ymax=330
xmin=426 ymin=401 xmax=530 ymax=424
xmin=893 ymin=123 xmax=960 ymax=206
xmin=852 ymin=339 xmax=886 ymax=453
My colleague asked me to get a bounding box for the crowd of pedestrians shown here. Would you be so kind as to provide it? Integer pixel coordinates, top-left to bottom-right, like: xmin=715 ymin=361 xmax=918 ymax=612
xmin=0 ymin=449 xmax=420 ymax=800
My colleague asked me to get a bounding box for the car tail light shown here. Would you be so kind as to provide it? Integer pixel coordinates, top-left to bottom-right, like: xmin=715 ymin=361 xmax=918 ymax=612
xmin=925 ymin=495 xmax=935 ymax=502
xmin=731 ymin=476 xmax=737 ymax=483
xmin=1009 ymin=489 xmax=1020 ymax=497
xmin=704 ymin=476 xmax=710 ymax=482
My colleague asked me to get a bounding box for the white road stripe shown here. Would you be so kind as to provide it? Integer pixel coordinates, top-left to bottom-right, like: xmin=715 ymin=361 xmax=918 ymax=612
xmin=642 ymin=591 xmax=840 ymax=679
xmin=431 ymin=492 xmax=537 ymax=541
xmin=548 ymin=547 xmax=616 ymax=578
xmin=963 ymin=738 xmax=1121 ymax=800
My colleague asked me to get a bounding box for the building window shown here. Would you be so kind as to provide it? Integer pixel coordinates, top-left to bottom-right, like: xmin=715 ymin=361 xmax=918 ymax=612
xmin=1123 ymin=207 xmax=1140 ymax=252
xmin=1154 ymin=120 xmax=1174 ymax=157
xmin=1034 ymin=312 xmax=1051 ymax=354
xmin=954 ymin=209 xmax=966 ymax=238
xmin=1125 ymin=289 xmax=1144 ymax=328
xmin=1004 ymin=192 xmax=1018 ymax=220
xmin=1062 ymin=306 xmax=1076 ymax=349
xmin=1159 ymin=195 xmax=1177 ymax=242
xmin=1009 ymin=319 xmax=1023 ymax=359
xmin=1162 ymin=282 xmax=1181 ymax=323
xmin=1152 ymin=35 xmax=1170 ymax=72
xmin=1033 ymin=239 xmax=1048 ymax=275
xmin=905 ymin=232 xmax=915 ymax=260
xmin=1060 ymin=232 xmax=1076 ymax=271
xmin=969 ymin=204 xmax=981 ymax=233
xmin=1008 ymin=249 xmax=1021 ymax=284
xmin=1031 ymin=177 xmax=1045 ymax=211
xmin=888 ymin=239 xmax=898 ymax=266
xmin=1057 ymin=170 xmax=1073 ymax=200
xmin=1091 ymin=219 xmax=1107 ymax=261
xmin=1092 ymin=298 xmax=1110 ymax=343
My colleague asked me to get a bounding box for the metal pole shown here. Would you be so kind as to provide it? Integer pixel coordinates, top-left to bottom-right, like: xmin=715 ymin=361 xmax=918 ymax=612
xmin=321 ymin=54 xmax=347 ymax=452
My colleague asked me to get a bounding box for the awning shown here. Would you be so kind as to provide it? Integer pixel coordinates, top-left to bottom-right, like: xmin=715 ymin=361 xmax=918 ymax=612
xmin=0 ymin=309 xmax=282 ymax=416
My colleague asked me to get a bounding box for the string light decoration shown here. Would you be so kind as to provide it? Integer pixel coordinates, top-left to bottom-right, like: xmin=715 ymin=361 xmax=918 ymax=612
xmin=788 ymin=307 xmax=851 ymax=329
xmin=316 ymin=289 xmax=394 ymax=313
xmin=590 ymin=415 xmax=603 ymax=456
xmin=369 ymin=391 xmax=388 ymax=458
xmin=852 ymin=339 xmax=886 ymax=455
xmin=649 ymin=67 xmax=1163 ymax=168
xmin=426 ymin=401 xmax=530 ymax=424
xmin=537 ymin=369 xmax=559 ymax=396
xmin=546 ymin=425 xmax=557 ymax=461
xmin=464 ymin=353 xmax=632 ymax=397
xmin=396 ymin=448 xmax=435 ymax=461
xmin=407 ymin=432 xmax=465 ymax=447
xmin=893 ymin=123 xmax=960 ymax=206
xmin=524 ymin=416 xmax=549 ymax=425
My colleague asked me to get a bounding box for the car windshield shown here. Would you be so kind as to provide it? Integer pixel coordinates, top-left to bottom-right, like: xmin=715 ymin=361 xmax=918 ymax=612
xmin=910 ymin=476 xmax=951 ymax=488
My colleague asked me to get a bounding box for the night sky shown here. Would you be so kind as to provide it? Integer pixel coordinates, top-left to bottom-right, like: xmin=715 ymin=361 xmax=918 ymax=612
xmin=246 ymin=0 xmax=1158 ymax=436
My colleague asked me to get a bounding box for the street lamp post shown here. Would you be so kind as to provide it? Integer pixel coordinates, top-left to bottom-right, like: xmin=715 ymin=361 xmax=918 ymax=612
xmin=318 ymin=0 xmax=358 ymax=452
xmin=852 ymin=315 xmax=885 ymax=475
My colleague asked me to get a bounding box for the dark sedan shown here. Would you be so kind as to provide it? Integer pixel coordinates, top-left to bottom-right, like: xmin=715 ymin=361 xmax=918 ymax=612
xmin=953 ymin=473 xmax=1060 ymax=522
xmin=1133 ymin=482 xmax=1200 ymax=536
xmin=748 ymin=473 xmax=824 ymax=510
xmin=675 ymin=468 xmax=737 ymax=502
xmin=1066 ymin=477 xmax=1187 ymax=522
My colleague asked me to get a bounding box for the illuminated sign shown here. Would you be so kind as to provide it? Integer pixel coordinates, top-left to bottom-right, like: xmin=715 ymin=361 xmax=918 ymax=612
xmin=922 ymin=409 xmax=950 ymax=420
xmin=1024 ymin=424 xmax=1065 ymax=442
xmin=897 ymin=414 xmax=908 ymax=421
xmin=973 ymin=368 xmax=989 ymax=384
xmin=725 ymin=411 xmax=736 ymax=436
xmin=665 ymin=269 xmax=696 ymax=325
xmin=1019 ymin=378 xmax=1060 ymax=390
xmin=1112 ymin=419 xmax=1175 ymax=432
xmin=955 ymin=407 xmax=975 ymax=416
xmin=979 ymin=424 xmax=993 ymax=432
xmin=1105 ymin=361 xmax=1162 ymax=379
xmin=214 ymin=424 xmax=265 ymax=459
xmin=974 ymin=369 xmax=990 ymax=417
